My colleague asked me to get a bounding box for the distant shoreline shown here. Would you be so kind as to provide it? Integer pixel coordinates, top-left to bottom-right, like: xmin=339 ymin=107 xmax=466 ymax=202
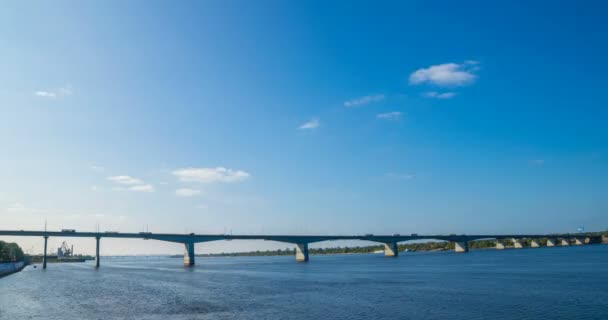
xmin=169 ymin=236 xmax=607 ymax=258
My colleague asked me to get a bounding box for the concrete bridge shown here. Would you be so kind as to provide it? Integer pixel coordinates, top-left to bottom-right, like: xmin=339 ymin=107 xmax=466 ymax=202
xmin=0 ymin=230 xmax=594 ymax=268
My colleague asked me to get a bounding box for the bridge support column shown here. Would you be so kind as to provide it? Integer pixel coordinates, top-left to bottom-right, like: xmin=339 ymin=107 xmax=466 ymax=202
xmin=454 ymin=241 xmax=468 ymax=253
xmin=561 ymin=239 xmax=570 ymax=246
xmin=95 ymin=237 xmax=100 ymax=268
xmin=513 ymin=239 xmax=524 ymax=249
xmin=43 ymin=236 xmax=48 ymax=269
xmin=574 ymin=237 xmax=584 ymax=245
xmin=383 ymin=242 xmax=398 ymax=257
xmin=295 ymin=243 xmax=309 ymax=262
xmin=546 ymin=239 xmax=556 ymax=247
xmin=184 ymin=242 xmax=195 ymax=267
xmin=496 ymin=240 xmax=505 ymax=250
xmin=530 ymin=240 xmax=540 ymax=248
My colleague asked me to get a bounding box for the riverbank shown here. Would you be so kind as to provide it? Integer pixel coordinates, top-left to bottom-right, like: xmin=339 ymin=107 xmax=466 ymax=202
xmin=0 ymin=261 xmax=26 ymax=278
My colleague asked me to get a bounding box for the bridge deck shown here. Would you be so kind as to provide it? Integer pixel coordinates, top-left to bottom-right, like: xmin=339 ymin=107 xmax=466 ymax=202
xmin=0 ymin=230 xmax=572 ymax=244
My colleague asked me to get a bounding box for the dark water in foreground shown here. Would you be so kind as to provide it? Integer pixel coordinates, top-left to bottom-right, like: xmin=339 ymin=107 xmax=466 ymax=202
xmin=1 ymin=245 xmax=607 ymax=320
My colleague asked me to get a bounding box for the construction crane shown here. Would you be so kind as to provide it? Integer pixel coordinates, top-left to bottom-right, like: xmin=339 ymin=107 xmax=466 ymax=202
xmin=57 ymin=241 xmax=73 ymax=258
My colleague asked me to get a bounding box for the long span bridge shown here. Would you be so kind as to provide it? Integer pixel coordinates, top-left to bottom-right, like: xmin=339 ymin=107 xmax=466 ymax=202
xmin=0 ymin=230 xmax=594 ymax=268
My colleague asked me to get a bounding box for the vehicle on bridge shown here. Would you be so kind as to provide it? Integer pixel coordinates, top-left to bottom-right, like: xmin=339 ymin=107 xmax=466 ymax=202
xmin=61 ymin=229 xmax=76 ymax=233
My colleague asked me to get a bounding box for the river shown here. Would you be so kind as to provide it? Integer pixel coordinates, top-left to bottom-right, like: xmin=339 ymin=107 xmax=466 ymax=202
xmin=1 ymin=244 xmax=607 ymax=319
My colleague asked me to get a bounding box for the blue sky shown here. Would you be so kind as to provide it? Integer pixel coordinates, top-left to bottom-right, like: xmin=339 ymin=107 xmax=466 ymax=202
xmin=1 ymin=1 xmax=607 ymax=254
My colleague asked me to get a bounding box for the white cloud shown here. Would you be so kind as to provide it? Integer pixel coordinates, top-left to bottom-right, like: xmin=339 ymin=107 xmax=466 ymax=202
xmin=128 ymin=184 xmax=155 ymax=192
xmin=35 ymin=91 xmax=57 ymax=98
xmin=173 ymin=167 xmax=250 ymax=183
xmin=4 ymin=202 xmax=47 ymax=214
xmin=107 ymin=175 xmax=154 ymax=192
xmin=299 ymin=118 xmax=320 ymax=130
xmin=386 ymin=173 xmax=415 ymax=180
xmin=344 ymin=94 xmax=385 ymax=107
xmin=195 ymin=204 xmax=208 ymax=210
xmin=409 ymin=61 xmax=479 ymax=87
xmin=34 ymin=85 xmax=73 ymax=99
xmin=424 ymin=91 xmax=457 ymax=99
xmin=107 ymin=175 xmax=143 ymax=185
xmin=6 ymin=202 xmax=30 ymax=212
xmin=175 ymin=188 xmax=201 ymax=197
xmin=376 ymin=111 xmax=403 ymax=120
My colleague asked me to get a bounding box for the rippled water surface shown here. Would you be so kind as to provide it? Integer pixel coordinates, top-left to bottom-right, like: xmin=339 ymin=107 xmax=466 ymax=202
xmin=1 ymin=245 xmax=607 ymax=320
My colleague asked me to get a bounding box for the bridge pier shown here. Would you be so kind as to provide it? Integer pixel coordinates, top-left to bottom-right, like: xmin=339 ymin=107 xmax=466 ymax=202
xmin=184 ymin=242 xmax=195 ymax=267
xmin=574 ymin=237 xmax=585 ymax=245
xmin=295 ymin=243 xmax=309 ymax=262
xmin=496 ymin=240 xmax=505 ymax=250
xmin=454 ymin=241 xmax=468 ymax=253
xmin=530 ymin=240 xmax=540 ymax=248
xmin=513 ymin=239 xmax=524 ymax=249
xmin=43 ymin=236 xmax=48 ymax=269
xmin=383 ymin=242 xmax=399 ymax=257
xmin=95 ymin=237 xmax=100 ymax=268
xmin=561 ymin=239 xmax=570 ymax=246
xmin=546 ymin=239 xmax=556 ymax=247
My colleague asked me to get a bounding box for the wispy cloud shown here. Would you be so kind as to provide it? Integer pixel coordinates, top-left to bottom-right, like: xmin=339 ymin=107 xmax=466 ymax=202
xmin=127 ymin=184 xmax=155 ymax=192
xmin=175 ymin=188 xmax=201 ymax=197
xmin=34 ymin=85 xmax=73 ymax=99
xmin=5 ymin=202 xmax=41 ymax=213
xmin=385 ymin=173 xmax=415 ymax=180
xmin=376 ymin=111 xmax=403 ymax=120
xmin=90 ymin=165 xmax=105 ymax=172
xmin=173 ymin=167 xmax=250 ymax=183
xmin=58 ymin=86 xmax=73 ymax=96
xmin=107 ymin=175 xmax=143 ymax=185
xmin=1 ymin=202 xmax=123 ymax=225
xmin=195 ymin=204 xmax=208 ymax=210
xmin=409 ymin=61 xmax=479 ymax=87
xmin=6 ymin=202 xmax=25 ymax=212
xmin=424 ymin=91 xmax=457 ymax=99
xmin=344 ymin=94 xmax=385 ymax=107
xmin=35 ymin=91 xmax=57 ymax=98
xmin=107 ymin=175 xmax=154 ymax=192
xmin=530 ymin=159 xmax=545 ymax=166
xmin=299 ymin=118 xmax=320 ymax=130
